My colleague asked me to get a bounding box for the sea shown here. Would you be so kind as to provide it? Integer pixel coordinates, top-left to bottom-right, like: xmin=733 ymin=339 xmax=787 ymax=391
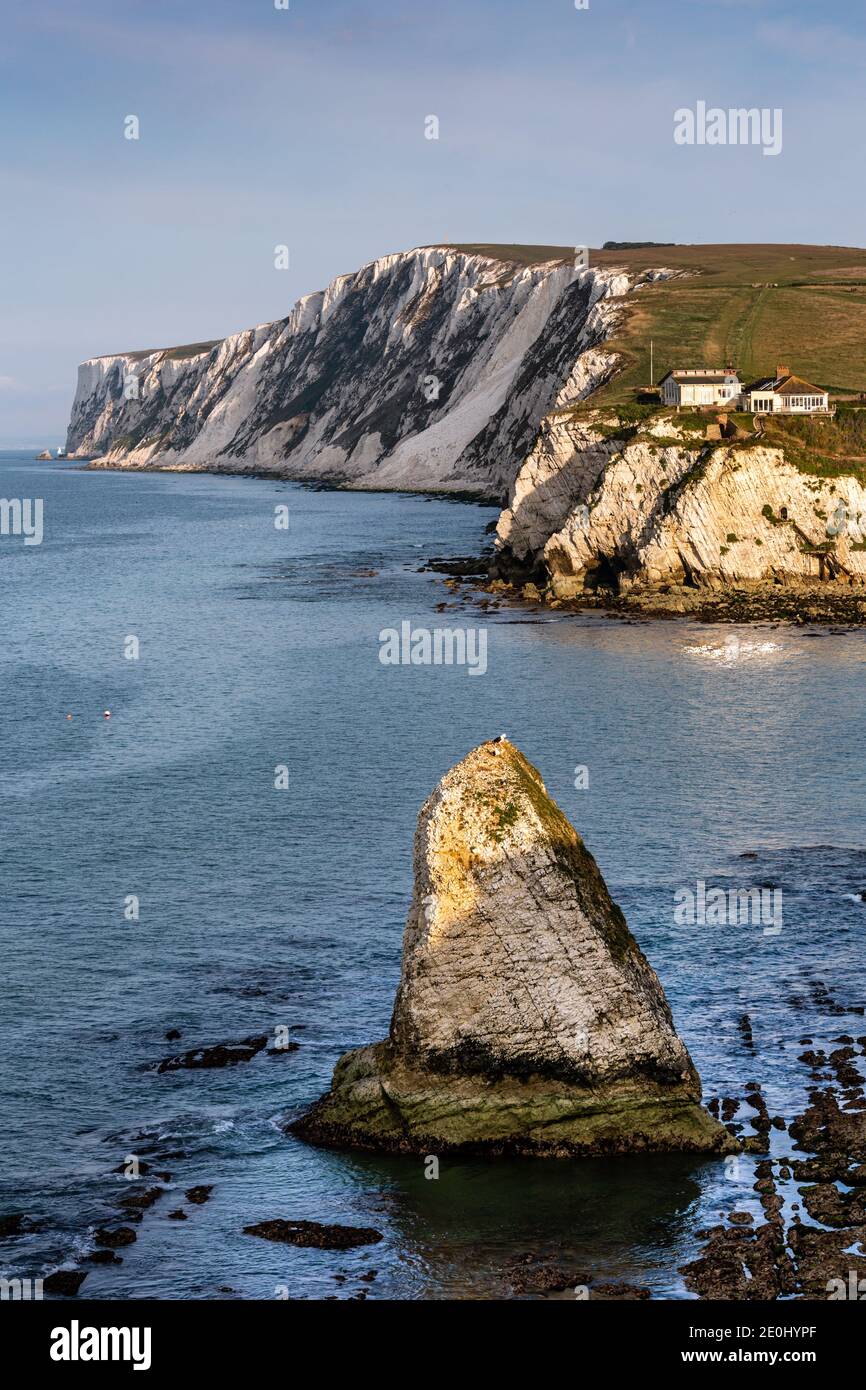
xmin=2 ymin=448 xmax=866 ymax=1299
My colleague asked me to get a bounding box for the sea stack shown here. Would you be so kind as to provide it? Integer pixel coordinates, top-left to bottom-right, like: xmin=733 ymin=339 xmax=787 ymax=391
xmin=293 ymin=739 xmax=733 ymax=1157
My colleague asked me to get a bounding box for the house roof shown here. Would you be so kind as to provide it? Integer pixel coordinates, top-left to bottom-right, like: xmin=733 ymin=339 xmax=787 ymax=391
xmin=744 ymin=373 xmax=826 ymax=397
xmin=774 ymin=374 xmax=826 ymax=396
xmin=660 ymin=368 xmax=739 ymax=385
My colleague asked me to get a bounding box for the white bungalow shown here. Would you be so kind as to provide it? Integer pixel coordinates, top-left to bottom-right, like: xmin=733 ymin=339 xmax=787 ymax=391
xmin=740 ymin=366 xmax=831 ymax=415
xmin=659 ymin=367 xmax=741 ymax=408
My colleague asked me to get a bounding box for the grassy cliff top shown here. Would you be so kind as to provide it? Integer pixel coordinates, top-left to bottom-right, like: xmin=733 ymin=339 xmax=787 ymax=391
xmin=590 ymin=243 xmax=866 ymax=405
xmin=90 ymin=340 xmax=220 ymax=364
xmin=438 ymin=241 xmax=866 ymax=279
xmin=437 ymin=243 xmax=866 ymax=402
xmin=435 ymin=243 xmax=576 ymax=266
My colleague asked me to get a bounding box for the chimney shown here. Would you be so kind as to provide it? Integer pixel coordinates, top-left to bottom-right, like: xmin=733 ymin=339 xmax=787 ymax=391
xmin=776 ymin=364 xmax=790 ymax=379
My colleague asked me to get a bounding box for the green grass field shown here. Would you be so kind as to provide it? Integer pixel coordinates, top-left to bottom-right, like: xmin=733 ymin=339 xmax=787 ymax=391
xmin=445 ymin=243 xmax=866 ymax=404
xmin=591 ymin=244 xmax=866 ymax=404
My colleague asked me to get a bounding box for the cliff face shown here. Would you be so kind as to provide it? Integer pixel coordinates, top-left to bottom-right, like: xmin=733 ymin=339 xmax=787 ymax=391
xmin=68 ymin=242 xmax=866 ymax=601
xmin=497 ymin=413 xmax=866 ymax=595
xmin=66 ymin=247 xmax=632 ymax=498
xmin=293 ymin=738 xmax=733 ymax=1157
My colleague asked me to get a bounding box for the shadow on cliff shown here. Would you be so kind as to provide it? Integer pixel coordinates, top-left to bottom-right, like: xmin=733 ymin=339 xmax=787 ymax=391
xmin=494 ymin=442 xmax=605 ymax=586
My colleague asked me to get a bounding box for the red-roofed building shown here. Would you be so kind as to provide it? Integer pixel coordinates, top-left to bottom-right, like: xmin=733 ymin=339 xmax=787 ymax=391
xmin=740 ymin=366 xmax=831 ymax=414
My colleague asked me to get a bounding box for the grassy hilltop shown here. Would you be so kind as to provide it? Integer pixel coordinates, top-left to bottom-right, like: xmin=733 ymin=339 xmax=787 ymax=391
xmin=447 ymin=242 xmax=866 ymax=404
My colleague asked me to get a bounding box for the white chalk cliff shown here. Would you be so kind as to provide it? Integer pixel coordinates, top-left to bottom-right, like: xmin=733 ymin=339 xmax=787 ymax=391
xmin=67 ymin=243 xmax=866 ymax=596
xmin=497 ymin=413 xmax=866 ymax=593
xmin=66 ymin=247 xmax=631 ymax=497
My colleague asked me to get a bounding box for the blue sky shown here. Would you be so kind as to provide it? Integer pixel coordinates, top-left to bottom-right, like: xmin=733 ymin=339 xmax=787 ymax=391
xmin=1 ymin=0 xmax=865 ymax=443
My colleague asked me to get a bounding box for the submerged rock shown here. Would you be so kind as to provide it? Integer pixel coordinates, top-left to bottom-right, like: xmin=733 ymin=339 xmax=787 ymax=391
xmin=243 ymin=1219 xmax=383 ymax=1250
xmin=508 ymin=1258 xmax=588 ymax=1295
xmin=94 ymin=1226 xmax=137 ymax=1249
xmin=184 ymin=1186 xmax=213 ymax=1206
xmin=591 ymin=1281 xmax=651 ymax=1301
xmin=0 ymin=1212 xmax=45 ymax=1239
xmin=292 ymin=738 xmax=732 ymax=1158
xmin=43 ymin=1269 xmax=87 ymax=1296
xmin=155 ymin=1035 xmax=267 ymax=1072
xmin=681 ymin=1223 xmax=797 ymax=1301
xmin=117 ymin=1186 xmax=165 ymax=1212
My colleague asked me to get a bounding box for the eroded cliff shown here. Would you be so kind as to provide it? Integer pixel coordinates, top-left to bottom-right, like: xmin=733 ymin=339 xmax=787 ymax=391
xmin=495 ymin=408 xmax=866 ymax=605
xmin=66 ymin=247 xmax=634 ymax=497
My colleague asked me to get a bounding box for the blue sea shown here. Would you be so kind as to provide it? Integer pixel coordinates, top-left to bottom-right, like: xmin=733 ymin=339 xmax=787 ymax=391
xmin=2 ymin=448 xmax=866 ymax=1299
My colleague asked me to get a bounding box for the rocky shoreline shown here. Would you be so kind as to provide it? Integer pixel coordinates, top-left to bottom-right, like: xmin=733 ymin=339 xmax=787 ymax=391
xmin=681 ymin=995 xmax=866 ymax=1300
xmin=495 ymin=577 xmax=866 ymax=626
xmin=426 ymin=557 xmax=866 ymax=626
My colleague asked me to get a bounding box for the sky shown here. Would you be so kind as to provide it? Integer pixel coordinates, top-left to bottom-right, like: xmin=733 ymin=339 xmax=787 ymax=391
xmin=1 ymin=0 xmax=865 ymax=444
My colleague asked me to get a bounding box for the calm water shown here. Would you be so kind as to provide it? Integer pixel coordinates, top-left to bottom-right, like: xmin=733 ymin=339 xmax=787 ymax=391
xmin=2 ymin=449 xmax=866 ymax=1300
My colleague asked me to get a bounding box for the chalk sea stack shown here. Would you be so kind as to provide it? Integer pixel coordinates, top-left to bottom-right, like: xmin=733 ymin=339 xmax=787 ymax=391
xmin=293 ymin=739 xmax=733 ymax=1157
